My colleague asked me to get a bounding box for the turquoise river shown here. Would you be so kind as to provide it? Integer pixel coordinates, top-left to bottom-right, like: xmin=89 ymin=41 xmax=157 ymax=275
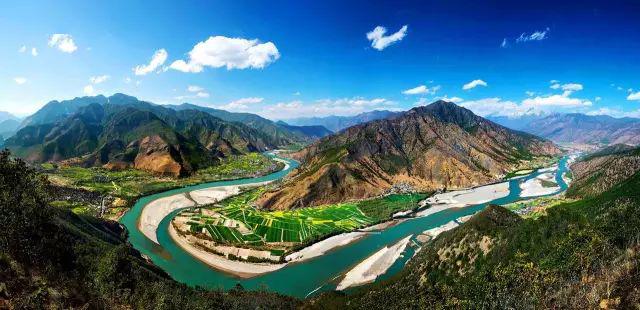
xmin=120 ymin=154 xmax=571 ymax=298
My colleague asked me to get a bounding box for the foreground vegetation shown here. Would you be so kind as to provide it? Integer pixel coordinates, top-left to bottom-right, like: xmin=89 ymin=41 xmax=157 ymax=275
xmin=0 ymin=150 xmax=299 ymax=309
xmin=44 ymin=153 xmax=283 ymax=218
xmin=177 ymin=190 xmax=427 ymax=255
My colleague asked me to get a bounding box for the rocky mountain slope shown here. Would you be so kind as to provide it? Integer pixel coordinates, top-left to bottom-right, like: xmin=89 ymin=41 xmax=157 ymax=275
xmin=283 ymin=110 xmax=400 ymax=132
xmin=5 ymin=101 xmax=277 ymax=176
xmin=17 ymin=94 xmax=319 ymax=146
xmin=567 ymin=144 xmax=640 ymax=198
xmin=523 ymin=113 xmax=640 ymax=145
xmin=258 ymin=101 xmax=561 ymax=210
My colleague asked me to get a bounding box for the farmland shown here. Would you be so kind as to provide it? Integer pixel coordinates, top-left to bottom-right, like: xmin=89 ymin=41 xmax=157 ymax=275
xmin=42 ymin=153 xmax=283 ymax=219
xmin=174 ymin=189 xmax=427 ymax=252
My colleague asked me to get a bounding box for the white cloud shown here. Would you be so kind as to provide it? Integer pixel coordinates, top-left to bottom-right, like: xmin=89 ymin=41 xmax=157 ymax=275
xmin=89 ymin=75 xmax=110 ymax=84
xmin=13 ymin=77 xmax=27 ymax=85
xmin=501 ymin=38 xmax=507 ymax=48
xmin=560 ymin=83 xmax=583 ymax=96
xmin=18 ymin=45 xmax=26 ymax=53
xmin=525 ymin=91 xmax=535 ymax=97
xmin=252 ymin=97 xmax=396 ymax=119
xmin=550 ymin=83 xmax=561 ymax=89
xmin=550 ymin=80 xmax=559 ymax=84
xmin=586 ymin=107 xmax=640 ymax=118
xmin=83 ymin=84 xmax=95 ymax=95
xmin=31 ymin=47 xmax=38 ymax=56
xmin=293 ymin=91 xmax=301 ymax=96
xmin=522 ymin=94 xmax=591 ymax=107
xmin=462 ymin=79 xmax=487 ymax=90
xmin=170 ymin=36 xmax=280 ymax=72
xmin=188 ymin=85 xmax=204 ymax=92
xmin=628 ymin=91 xmax=640 ymax=101
xmin=516 ymin=27 xmax=550 ymax=43
xmin=402 ymin=85 xmax=440 ymax=95
xmin=459 ymin=98 xmax=530 ymax=118
xmin=134 ymin=49 xmax=168 ymax=76
xmin=216 ymin=97 xmax=264 ymax=111
xmin=48 ymin=34 xmax=78 ymax=53
xmin=196 ymin=92 xmax=209 ymax=98
xmin=366 ymin=25 xmax=408 ymax=51
xmin=595 ymin=96 xmax=602 ymax=102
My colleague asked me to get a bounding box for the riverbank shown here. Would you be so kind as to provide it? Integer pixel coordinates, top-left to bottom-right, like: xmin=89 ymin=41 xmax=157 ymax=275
xmin=336 ymin=235 xmax=413 ymax=290
xmin=168 ymin=223 xmax=287 ymax=278
xmin=416 ymin=181 xmax=510 ymax=218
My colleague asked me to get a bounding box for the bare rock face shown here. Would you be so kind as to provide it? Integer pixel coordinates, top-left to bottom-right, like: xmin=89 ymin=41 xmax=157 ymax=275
xmin=133 ymin=135 xmax=188 ymax=177
xmin=258 ymin=101 xmax=561 ymax=210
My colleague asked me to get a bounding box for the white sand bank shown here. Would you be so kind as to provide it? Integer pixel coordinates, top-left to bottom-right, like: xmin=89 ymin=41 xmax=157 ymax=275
xmin=416 ymin=181 xmax=510 ymax=218
xmin=285 ymin=232 xmax=369 ymax=262
xmin=336 ymin=235 xmax=412 ymax=290
xmin=139 ymin=194 xmax=195 ymax=243
xmin=168 ymin=224 xmax=286 ymax=278
xmin=520 ymin=173 xmax=560 ymax=198
xmin=139 ymin=181 xmax=271 ymax=245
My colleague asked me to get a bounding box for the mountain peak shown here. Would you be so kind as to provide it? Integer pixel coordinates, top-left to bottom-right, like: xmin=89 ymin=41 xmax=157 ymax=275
xmin=412 ymin=100 xmax=480 ymax=129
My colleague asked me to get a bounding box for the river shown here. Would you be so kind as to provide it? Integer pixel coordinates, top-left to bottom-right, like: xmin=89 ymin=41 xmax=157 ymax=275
xmin=120 ymin=154 xmax=570 ymax=298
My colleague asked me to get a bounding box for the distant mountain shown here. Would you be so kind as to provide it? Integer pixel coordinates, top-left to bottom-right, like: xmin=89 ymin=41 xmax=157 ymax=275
xmin=5 ymin=97 xmax=283 ymax=176
xmin=486 ymin=114 xmax=546 ymax=131
xmin=257 ymin=101 xmax=560 ymax=210
xmin=169 ymin=103 xmax=316 ymax=145
xmin=522 ymin=113 xmax=640 ymax=145
xmin=567 ymin=144 xmax=640 ymax=198
xmin=0 ymin=111 xmax=19 ymax=123
xmin=283 ymin=110 xmax=401 ymax=132
xmin=275 ymin=121 xmax=332 ymax=139
xmin=19 ymin=95 xmax=322 ymax=145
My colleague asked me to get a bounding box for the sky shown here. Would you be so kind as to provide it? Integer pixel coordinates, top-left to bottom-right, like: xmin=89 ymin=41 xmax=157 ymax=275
xmin=1 ymin=0 xmax=639 ymax=120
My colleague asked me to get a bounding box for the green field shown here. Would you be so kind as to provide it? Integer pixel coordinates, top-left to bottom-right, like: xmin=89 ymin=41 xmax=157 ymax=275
xmin=45 ymin=153 xmax=282 ymax=206
xmin=178 ymin=190 xmax=426 ymax=248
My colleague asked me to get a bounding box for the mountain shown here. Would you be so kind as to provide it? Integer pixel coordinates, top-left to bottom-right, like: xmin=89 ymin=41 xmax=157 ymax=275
xmin=19 ymin=95 xmax=109 ymax=129
xmin=0 ymin=111 xmax=19 ymax=123
xmin=19 ymin=95 xmax=321 ymax=145
xmin=283 ymin=110 xmax=401 ymax=132
xmin=519 ymin=113 xmax=640 ymax=145
xmin=5 ymin=99 xmax=280 ymax=176
xmin=566 ymin=144 xmax=640 ymax=198
xmin=314 ymin=147 xmax=640 ymax=308
xmin=486 ymin=114 xmax=545 ymax=131
xmin=170 ymin=103 xmax=319 ymax=144
xmin=257 ymin=101 xmax=561 ymax=210
xmin=275 ymin=121 xmax=332 ymax=139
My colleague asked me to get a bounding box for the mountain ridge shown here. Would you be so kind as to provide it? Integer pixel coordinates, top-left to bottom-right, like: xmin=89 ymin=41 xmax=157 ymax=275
xmin=257 ymin=100 xmax=561 ymax=210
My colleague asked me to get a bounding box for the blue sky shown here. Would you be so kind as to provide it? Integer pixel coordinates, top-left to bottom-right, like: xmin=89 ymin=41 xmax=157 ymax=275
xmin=1 ymin=0 xmax=639 ymax=119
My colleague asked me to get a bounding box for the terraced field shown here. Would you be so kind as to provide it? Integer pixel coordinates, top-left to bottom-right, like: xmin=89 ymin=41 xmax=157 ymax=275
xmin=179 ymin=190 xmax=375 ymax=246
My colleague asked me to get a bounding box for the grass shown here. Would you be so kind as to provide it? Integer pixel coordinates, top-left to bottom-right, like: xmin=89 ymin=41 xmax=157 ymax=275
xmin=177 ymin=189 xmax=427 ymax=252
xmin=44 ymin=153 xmax=283 ymax=203
xmin=356 ymin=193 xmax=429 ymax=221
xmin=180 ymin=188 xmax=376 ymax=247
xmin=504 ymin=196 xmax=575 ymax=219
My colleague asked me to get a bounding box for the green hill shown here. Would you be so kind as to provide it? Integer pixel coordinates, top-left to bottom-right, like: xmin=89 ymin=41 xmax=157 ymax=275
xmin=5 ymin=102 xmax=279 ymax=176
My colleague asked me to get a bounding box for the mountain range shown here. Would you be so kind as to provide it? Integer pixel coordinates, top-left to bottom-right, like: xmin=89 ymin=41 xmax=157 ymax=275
xmin=258 ymin=101 xmax=561 ymax=210
xmin=4 ymin=94 xmax=329 ymax=176
xmin=283 ymin=110 xmax=400 ymax=132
